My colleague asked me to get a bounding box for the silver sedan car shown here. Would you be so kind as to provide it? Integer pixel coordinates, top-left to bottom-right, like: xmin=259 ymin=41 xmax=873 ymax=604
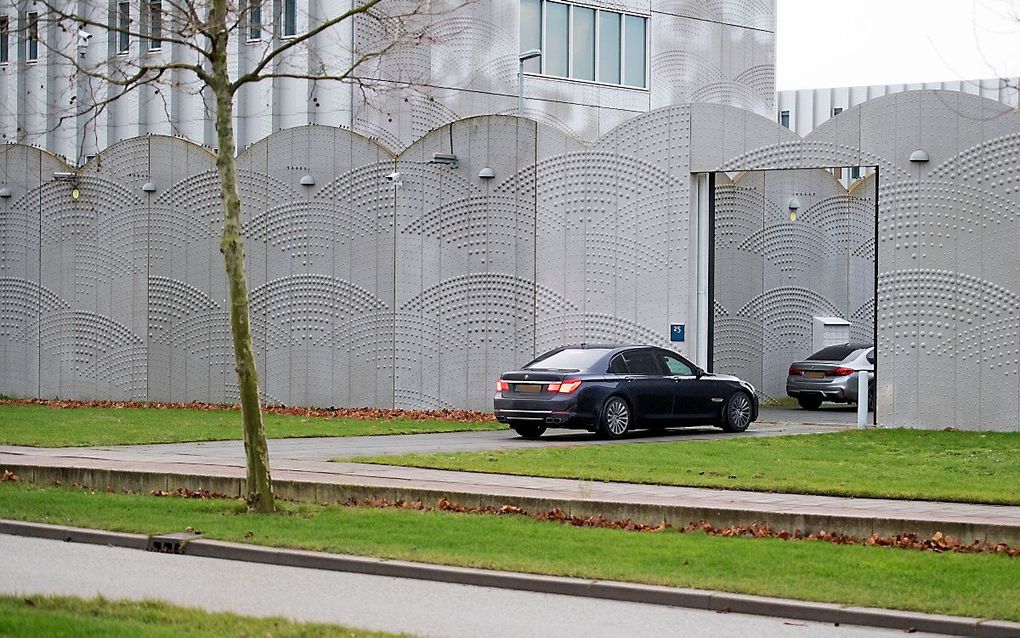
xmin=787 ymin=344 xmax=874 ymax=411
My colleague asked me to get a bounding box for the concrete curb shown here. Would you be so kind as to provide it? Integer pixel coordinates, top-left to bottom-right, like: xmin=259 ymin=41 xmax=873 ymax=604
xmin=2 ymin=519 xmax=1017 ymax=637
xmin=5 ymin=462 xmax=1020 ymax=547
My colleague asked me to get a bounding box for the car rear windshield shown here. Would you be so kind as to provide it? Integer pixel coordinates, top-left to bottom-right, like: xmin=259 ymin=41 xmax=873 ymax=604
xmin=526 ymin=348 xmax=610 ymax=372
xmin=808 ymin=344 xmax=868 ymax=361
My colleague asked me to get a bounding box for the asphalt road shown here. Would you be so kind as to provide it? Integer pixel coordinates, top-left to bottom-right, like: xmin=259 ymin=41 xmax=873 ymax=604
xmin=92 ymin=418 xmax=852 ymax=462
xmin=0 ymin=535 xmax=937 ymax=638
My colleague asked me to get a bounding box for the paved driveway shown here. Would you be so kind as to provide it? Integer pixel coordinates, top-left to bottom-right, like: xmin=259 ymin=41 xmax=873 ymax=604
xmin=758 ymin=404 xmax=870 ymax=426
xmin=71 ymin=420 xmax=849 ymax=463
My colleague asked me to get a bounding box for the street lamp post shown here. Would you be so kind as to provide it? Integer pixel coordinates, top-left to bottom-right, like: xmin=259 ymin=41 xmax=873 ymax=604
xmin=518 ymin=49 xmax=542 ymax=118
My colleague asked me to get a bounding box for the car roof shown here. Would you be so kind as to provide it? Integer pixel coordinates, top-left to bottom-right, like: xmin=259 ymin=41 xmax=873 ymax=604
xmin=556 ymin=344 xmax=671 ymax=354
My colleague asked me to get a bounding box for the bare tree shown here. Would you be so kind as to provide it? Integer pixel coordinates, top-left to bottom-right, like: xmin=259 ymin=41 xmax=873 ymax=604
xmin=32 ymin=0 xmax=454 ymax=513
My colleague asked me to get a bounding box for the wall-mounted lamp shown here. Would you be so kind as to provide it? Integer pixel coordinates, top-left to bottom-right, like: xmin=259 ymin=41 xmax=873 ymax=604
xmin=0 ymin=187 xmax=11 ymax=198
xmin=299 ymin=174 xmax=316 ymax=186
xmin=385 ymin=171 xmax=402 ymax=188
xmin=428 ymin=153 xmax=459 ymax=169
xmin=909 ymin=149 xmax=929 ymax=163
xmin=518 ymin=48 xmax=542 ymax=118
xmin=71 ymin=187 xmax=81 ymax=200
xmin=787 ymin=196 xmax=801 ymax=222
xmin=142 ymin=181 xmax=157 ymax=192
xmin=478 ymin=167 xmax=495 ymax=179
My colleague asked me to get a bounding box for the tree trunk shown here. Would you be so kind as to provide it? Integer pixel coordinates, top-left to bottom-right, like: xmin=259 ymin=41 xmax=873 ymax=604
xmin=209 ymin=2 xmax=275 ymax=513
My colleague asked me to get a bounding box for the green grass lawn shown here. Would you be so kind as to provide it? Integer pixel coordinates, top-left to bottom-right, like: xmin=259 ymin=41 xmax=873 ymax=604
xmin=351 ymin=429 xmax=1020 ymax=505
xmin=0 ymin=481 xmax=1017 ymax=622
xmin=0 ymin=595 xmax=400 ymax=637
xmin=0 ymin=404 xmax=500 ymax=447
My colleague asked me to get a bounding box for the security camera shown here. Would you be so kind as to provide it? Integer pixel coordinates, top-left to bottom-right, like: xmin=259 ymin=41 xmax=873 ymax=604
xmin=76 ymin=30 xmax=93 ymax=47
xmin=386 ymin=171 xmax=401 ymax=182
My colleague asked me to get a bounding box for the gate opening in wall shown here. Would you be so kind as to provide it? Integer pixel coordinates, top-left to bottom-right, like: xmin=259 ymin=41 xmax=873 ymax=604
xmin=706 ymin=166 xmax=879 ymax=426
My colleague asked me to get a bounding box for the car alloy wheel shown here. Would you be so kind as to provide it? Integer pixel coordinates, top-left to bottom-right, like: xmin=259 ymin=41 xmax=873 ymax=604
xmin=723 ymin=392 xmax=752 ymax=433
xmin=601 ymin=397 xmax=630 ymax=438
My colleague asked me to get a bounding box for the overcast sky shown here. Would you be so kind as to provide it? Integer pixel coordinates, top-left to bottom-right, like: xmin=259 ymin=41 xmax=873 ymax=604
xmin=777 ymin=0 xmax=1020 ymax=90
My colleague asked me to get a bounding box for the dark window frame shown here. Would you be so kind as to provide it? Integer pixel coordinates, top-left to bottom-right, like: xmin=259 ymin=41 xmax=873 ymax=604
xmin=147 ymin=0 xmax=162 ymax=51
xmin=25 ymin=11 xmax=38 ymax=62
xmin=117 ymin=1 xmax=130 ymax=54
xmin=0 ymin=16 xmax=8 ymax=63
xmin=248 ymin=1 xmax=263 ymax=41
xmin=282 ymin=0 xmax=297 ymax=37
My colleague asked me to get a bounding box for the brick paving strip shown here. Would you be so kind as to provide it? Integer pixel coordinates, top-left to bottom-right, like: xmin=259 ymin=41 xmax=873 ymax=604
xmin=1 ymin=519 xmax=1018 ymax=637
xmin=3 ymin=441 xmax=1020 ymax=546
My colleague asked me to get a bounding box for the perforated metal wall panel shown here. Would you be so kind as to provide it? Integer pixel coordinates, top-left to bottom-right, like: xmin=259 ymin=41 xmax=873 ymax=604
xmin=3 ymin=89 xmax=1020 ymax=432
xmin=693 ymin=92 xmax=1020 ymax=431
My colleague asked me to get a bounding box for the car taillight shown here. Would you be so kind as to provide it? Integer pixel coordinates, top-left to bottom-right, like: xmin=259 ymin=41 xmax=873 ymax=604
xmin=557 ymin=379 xmax=583 ymax=394
xmin=546 ymin=382 xmax=561 ymax=393
xmin=496 ymin=380 xmax=509 ymax=392
xmin=788 ymin=365 xmax=802 ymax=376
xmin=827 ymin=367 xmax=854 ymax=377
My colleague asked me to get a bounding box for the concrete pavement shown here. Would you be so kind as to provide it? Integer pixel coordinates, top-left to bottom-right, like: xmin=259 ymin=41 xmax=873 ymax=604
xmin=4 ymin=427 xmax=1019 ymax=545
xmin=53 ymin=420 xmax=846 ymax=462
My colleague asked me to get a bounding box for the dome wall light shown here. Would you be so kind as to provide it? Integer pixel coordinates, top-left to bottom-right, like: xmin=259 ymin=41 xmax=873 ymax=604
xmin=909 ymin=149 xmax=929 ymax=163
xmin=142 ymin=181 xmax=157 ymax=192
xmin=478 ymin=167 xmax=495 ymax=179
xmin=300 ymin=174 xmax=316 ymax=186
xmin=787 ymin=196 xmax=801 ymax=211
xmin=0 ymin=187 xmax=12 ymax=198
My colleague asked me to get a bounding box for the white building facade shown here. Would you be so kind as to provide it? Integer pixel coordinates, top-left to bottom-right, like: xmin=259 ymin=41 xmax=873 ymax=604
xmin=777 ymin=76 xmax=1019 ymax=137
xmin=0 ymin=0 xmax=776 ymax=162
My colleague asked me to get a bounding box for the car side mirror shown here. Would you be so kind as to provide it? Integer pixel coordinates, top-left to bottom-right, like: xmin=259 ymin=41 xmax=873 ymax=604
xmin=694 ymin=367 xmax=705 ymax=378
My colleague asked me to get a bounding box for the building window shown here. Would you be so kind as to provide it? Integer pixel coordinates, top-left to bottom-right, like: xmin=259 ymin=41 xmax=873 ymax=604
xmin=622 ymin=14 xmax=645 ymax=88
xmin=832 ymin=106 xmax=843 ymax=116
xmin=0 ymin=17 xmax=8 ymax=64
xmin=597 ymin=11 xmax=620 ymax=84
xmin=519 ymin=0 xmax=540 ymax=72
xmin=248 ymin=1 xmax=263 ymax=41
xmin=282 ymin=0 xmax=296 ymax=37
xmin=571 ymin=5 xmax=594 ymax=81
xmin=850 ymin=166 xmax=861 ymax=180
xmin=779 ymin=110 xmax=790 ymax=128
xmin=148 ymin=1 xmax=162 ymax=50
xmin=545 ymin=1 xmax=568 ymax=77
xmin=117 ymin=1 xmax=130 ymax=53
xmin=521 ymin=1 xmax=647 ymax=88
xmin=26 ymin=12 xmax=38 ymax=61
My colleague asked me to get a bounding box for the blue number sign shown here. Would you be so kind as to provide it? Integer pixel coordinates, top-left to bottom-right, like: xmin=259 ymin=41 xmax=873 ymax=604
xmin=670 ymin=324 xmax=685 ymax=342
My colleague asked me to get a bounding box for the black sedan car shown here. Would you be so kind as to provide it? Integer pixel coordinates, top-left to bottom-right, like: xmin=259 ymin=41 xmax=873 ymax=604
xmin=494 ymin=344 xmax=758 ymax=439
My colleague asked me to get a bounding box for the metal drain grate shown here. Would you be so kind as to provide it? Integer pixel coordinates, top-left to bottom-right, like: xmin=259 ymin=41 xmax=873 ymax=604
xmin=147 ymin=531 xmax=201 ymax=554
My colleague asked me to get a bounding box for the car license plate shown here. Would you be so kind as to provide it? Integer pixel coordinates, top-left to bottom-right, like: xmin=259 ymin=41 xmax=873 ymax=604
xmin=805 ymin=371 xmax=825 ymax=379
xmin=515 ymin=384 xmax=542 ymax=393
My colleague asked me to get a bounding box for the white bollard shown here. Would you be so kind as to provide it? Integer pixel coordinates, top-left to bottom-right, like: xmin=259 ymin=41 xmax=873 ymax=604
xmin=857 ymin=371 xmax=869 ymax=429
